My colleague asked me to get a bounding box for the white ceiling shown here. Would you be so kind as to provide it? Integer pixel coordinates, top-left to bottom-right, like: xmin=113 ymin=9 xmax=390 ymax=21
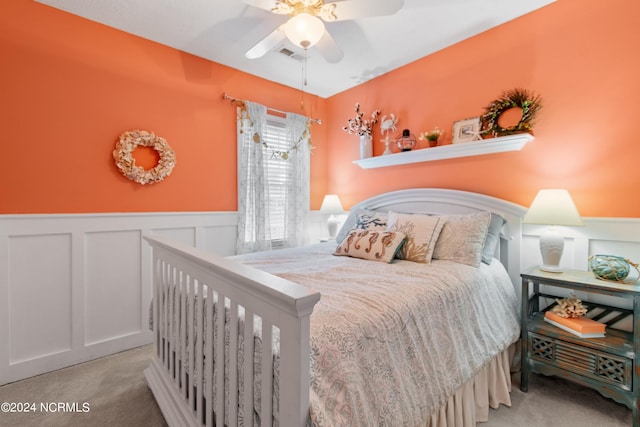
xmin=35 ymin=0 xmax=555 ymax=98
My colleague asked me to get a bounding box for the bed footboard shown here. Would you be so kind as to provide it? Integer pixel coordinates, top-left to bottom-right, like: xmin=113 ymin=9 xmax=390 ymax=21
xmin=144 ymin=236 xmax=321 ymax=427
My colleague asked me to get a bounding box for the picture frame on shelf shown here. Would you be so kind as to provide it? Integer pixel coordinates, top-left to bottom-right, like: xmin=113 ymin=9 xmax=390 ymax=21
xmin=452 ymin=117 xmax=481 ymax=144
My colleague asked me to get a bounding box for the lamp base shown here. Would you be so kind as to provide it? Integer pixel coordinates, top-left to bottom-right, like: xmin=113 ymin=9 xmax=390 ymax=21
xmin=539 ymin=264 xmax=564 ymax=273
xmin=327 ymin=215 xmax=338 ymax=240
xmin=539 ymin=227 xmax=565 ymax=273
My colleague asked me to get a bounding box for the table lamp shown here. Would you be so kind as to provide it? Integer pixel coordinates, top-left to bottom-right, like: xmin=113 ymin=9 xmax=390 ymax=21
xmin=320 ymin=194 xmax=344 ymax=240
xmin=523 ymin=189 xmax=584 ymax=272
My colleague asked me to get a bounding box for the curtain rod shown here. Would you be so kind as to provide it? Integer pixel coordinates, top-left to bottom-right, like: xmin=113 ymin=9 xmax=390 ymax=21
xmin=222 ymin=93 xmax=322 ymax=125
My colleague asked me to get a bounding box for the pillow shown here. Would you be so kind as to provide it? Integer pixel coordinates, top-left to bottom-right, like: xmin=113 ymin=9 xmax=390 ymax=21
xmin=335 ymin=208 xmax=388 ymax=244
xmin=433 ymin=211 xmax=491 ymax=267
xmin=481 ymin=213 xmax=506 ymax=264
xmin=386 ymin=211 xmax=445 ymax=263
xmin=334 ymin=230 xmax=406 ymax=263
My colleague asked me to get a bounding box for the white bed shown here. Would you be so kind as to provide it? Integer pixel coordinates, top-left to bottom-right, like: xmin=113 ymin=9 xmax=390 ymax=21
xmin=144 ymin=188 xmax=527 ymax=427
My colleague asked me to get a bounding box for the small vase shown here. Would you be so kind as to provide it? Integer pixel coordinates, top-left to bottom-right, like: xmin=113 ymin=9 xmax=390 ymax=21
xmin=359 ymin=134 xmax=373 ymax=159
xmin=428 ymin=138 xmax=438 ymax=147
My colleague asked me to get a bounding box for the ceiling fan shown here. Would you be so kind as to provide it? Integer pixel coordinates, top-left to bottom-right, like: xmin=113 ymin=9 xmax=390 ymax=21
xmin=242 ymin=0 xmax=404 ymax=63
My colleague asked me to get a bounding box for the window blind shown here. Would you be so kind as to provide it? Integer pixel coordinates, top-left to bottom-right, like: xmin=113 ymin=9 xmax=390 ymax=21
xmin=262 ymin=115 xmax=290 ymax=247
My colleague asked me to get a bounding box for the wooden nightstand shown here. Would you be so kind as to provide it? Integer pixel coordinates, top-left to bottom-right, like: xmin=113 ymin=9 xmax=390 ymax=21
xmin=521 ymin=266 xmax=640 ymax=426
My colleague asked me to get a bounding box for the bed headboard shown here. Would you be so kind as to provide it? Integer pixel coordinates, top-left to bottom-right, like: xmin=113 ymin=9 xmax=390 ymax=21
xmin=349 ymin=188 xmax=527 ymax=290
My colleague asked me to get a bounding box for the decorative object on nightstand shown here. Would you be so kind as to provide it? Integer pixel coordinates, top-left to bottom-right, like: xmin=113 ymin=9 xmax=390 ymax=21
xmin=589 ymin=254 xmax=640 ymax=283
xmin=523 ymin=189 xmax=583 ymax=272
xmin=542 ymin=295 xmax=606 ymax=338
xmin=396 ymin=129 xmax=416 ymax=152
xmin=320 ymin=194 xmax=344 ymax=240
xmin=418 ymin=127 xmax=444 ymax=147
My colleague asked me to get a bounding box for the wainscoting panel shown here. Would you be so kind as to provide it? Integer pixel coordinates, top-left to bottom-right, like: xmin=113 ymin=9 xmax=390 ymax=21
xmin=85 ymin=229 xmax=143 ymax=346
xmin=0 ymin=211 xmax=237 ymax=386
xmin=9 ymin=233 xmax=73 ymax=365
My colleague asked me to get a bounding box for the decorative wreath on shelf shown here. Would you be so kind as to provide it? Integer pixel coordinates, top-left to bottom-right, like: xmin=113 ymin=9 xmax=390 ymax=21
xmin=480 ymin=88 xmax=543 ymax=138
xmin=113 ymin=130 xmax=176 ymax=185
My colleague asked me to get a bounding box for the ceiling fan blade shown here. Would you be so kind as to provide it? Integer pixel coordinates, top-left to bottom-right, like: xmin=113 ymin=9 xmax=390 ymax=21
xmin=240 ymin=0 xmax=280 ymax=13
xmin=314 ymin=30 xmax=343 ymax=63
xmin=245 ymin=24 xmax=287 ymax=59
xmin=324 ymin=0 xmax=404 ymax=21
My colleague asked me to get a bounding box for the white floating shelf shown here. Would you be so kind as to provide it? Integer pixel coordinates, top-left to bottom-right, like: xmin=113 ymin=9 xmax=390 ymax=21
xmin=353 ymin=133 xmax=534 ymax=169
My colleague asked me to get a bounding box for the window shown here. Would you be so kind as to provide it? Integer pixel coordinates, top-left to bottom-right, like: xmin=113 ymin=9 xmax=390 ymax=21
xmin=260 ymin=116 xmax=289 ymax=247
xmin=236 ymin=101 xmax=310 ymax=254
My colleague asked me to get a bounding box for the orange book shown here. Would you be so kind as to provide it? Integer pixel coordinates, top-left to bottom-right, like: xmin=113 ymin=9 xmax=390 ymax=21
xmin=544 ymin=311 xmax=606 ymax=334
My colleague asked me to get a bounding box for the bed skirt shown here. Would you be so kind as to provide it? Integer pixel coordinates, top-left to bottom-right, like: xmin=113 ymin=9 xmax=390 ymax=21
xmin=428 ymin=343 xmax=516 ymax=427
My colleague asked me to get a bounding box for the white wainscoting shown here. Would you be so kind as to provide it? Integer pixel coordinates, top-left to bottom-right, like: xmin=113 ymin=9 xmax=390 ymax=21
xmin=1 ymin=212 xmax=637 ymax=385
xmin=0 ymin=211 xmax=237 ymax=386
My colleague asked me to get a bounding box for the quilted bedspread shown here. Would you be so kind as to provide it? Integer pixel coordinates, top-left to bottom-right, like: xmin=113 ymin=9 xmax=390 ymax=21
xmin=233 ymin=242 xmax=520 ymax=426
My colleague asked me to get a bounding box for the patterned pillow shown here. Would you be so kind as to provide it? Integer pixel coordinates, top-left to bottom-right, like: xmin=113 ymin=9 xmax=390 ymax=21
xmin=433 ymin=211 xmax=491 ymax=267
xmin=334 ymin=229 xmax=406 ymax=263
xmin=336 ymin=209 xmax=388 ymax=244
xmin=386 ymin=211 xmax=445 ymax=263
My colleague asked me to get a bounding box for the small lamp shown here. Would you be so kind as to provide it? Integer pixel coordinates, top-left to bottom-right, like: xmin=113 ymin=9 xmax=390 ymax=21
xmin=523 ymin=189 xmax=584 ymax=272
xmin=320 ymin=194 xmax=344 ymax=240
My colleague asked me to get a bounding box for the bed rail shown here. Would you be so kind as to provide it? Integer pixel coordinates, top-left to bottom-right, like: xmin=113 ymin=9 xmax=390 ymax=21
xmin=143 ymin=235 xmax=321 ymax=427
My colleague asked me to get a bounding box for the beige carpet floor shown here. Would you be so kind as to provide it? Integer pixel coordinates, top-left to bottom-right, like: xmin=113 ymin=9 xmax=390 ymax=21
xmin=0 ymin=345 xmax=167 ymax=427
xmin=0 ymin=344 xmax=633 ymax=426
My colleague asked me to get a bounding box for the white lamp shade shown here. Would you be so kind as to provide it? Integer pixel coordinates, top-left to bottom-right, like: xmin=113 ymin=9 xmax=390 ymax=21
xmin=523 ymin=189 xmax=583 ymax=226
xmin=524 ymin=189 xmax=583 ymax=272
xmin=285 ymin=13 xmax=325 ymax=49
xmin=320 ymin=194 xmax=344 ymax=215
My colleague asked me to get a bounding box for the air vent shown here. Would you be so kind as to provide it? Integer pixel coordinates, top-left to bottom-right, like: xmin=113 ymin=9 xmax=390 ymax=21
xmin=278 ymin=48 xmax=302 ymax=61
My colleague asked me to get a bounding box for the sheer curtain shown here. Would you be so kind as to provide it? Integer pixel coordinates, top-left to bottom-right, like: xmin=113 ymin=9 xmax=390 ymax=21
xmin=236 ymin=101 xmax=270 ymax=254
xmin=236 ymin=101 xmax=310 ymax=254
xmin=282 ymin=111 xmax=311 ymax=248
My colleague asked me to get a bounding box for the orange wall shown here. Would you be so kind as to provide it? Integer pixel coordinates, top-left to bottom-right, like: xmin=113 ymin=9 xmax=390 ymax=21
xmin=0 ymin=1 xmax=327 ymax=214
xmin=325 ymin=0 xmax=640 ymax=217
xmin=2 ymin=1 xmax=639 ymax=217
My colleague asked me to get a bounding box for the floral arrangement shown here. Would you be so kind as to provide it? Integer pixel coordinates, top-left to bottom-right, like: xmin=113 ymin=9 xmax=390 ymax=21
xmin=113 ymin=130 xmax=176 ymax=185
xmin=342 ymin=103 xmax=381 ymax=136
xmin=418 ymin=127 xmax=444 ymax=142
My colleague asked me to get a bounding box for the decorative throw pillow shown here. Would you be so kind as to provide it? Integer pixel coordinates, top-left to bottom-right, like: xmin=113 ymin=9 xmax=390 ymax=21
xmin=481 ymin=213 xmax=506 ymax=264
xmin=334 ymin=229 xmax=406 ymax=263
xmin=335 ymin=209 xmax=388 ymax=244
xmin=386 ymin=211 xmax=445 ymax=263
xmin=433 ymin=211 xmax=491 ymax=268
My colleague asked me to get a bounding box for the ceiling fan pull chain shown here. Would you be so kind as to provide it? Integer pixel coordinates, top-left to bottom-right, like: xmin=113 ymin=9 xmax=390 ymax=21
xmin=300 ymin=48 xmax=308 ymax=111
xmin=304 ymin=48 xmax=308 ymax=86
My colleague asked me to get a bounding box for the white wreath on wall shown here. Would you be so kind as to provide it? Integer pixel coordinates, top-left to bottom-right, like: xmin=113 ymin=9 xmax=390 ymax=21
xmin=113 ymin=130 xmax=176 ymax=185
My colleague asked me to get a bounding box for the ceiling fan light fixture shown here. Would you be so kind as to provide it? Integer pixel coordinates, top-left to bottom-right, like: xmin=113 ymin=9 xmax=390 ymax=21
xmin=285 ymin=13 xmax=325 ymax=49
